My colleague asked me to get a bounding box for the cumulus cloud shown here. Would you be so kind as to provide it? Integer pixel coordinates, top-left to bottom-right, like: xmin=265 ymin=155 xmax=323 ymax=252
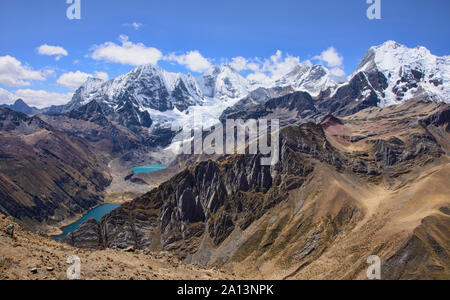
xmin=0 ymin=87 xmax=14 ymax=104
xmin=87 ymin=37 xmax=347 ymax=83
xmin=93 ymin=71 xmax=109 ymax=81
xmin=246 ymin=72 xmax=272 ymax=85
xmin=0 ymin=55 xmax=46 ymax=87
xmin=37 ymin=44 xmax=68 ymax=60
xmin=123 ymin=22 xmax=143 ymax=30
xmin=313 ymin=47 xmax=344 ymax=68
xmin=312 ymin=47 xmax=347 ymax=81
xmin=329 ymin=67 xmax=346 ymax=78
xmin=229 ymin=57 xmax=249 ymax=72
xmin=166 ymin=51 xmax=212 ymax=73
xmin=14 ymin=89 xmax=73 ymax=108
xmin=57 ymin=70 xmax=109 ymax=88
xmin=261 ymin=50 xmax=301 ymax=80
xmin=91 ymin=35 xmax=162 ymax=66
xmin=0 ymin=87 xmax=72 ymax=108
xmin=232 ymin=50 xmax=301 ymax=82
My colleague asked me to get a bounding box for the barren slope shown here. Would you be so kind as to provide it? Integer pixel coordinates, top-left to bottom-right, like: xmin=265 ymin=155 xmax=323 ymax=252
xmin=0 ymin=215 xmax=236 ymax=280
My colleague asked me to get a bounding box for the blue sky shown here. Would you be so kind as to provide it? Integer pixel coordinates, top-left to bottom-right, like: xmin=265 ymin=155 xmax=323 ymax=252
xmin=0 ymin=0 xmax=449 ymax=107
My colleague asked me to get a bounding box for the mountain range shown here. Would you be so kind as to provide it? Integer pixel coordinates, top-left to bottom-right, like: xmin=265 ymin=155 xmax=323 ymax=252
xmin=4 ymin=41 xmax=446 ymax=148
xmin=63 ymin=99 xmax=450 ymax=279
xmin=0 ymin=41 xmax=449 ymax=280
xmin=49 ymin=41 xmax=450 ymax=127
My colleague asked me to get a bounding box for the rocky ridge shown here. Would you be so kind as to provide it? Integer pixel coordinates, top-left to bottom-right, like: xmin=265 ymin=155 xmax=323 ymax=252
xmin=0 ymin=107 xmax=111 ymax=233
xmin=0 ymin=215 xmax=236 ymax=280
xmin=63 ymin=100 xmax=450 ymax=279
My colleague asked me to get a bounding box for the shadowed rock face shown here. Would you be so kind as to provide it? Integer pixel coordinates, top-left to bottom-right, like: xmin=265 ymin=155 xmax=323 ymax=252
xmin=383 ymin=215 xmax=450 ymax=280
xmin=1 ymin=99 xmax=40 ymax=115
xmin=420 ymin=105 xmax=450 ymax=133
xmin=0 ymin=107 xmax=111 ymax=231
xmin=317 ymin=71 xmax=386 ymax=116
xmin=63 ymin=100 xmax=450 ymax=280
xmin=40 ymin=101 xmax=158 ymax=155
xmin=63 ymin=218 xmax=103 ymax=249
xmin=221 ymin=71 xmax=388 ymax=127
xmin=221 ymin=91 xmax=319 ymax=129
xmin=64 ymin=123 xmax=335 ymax=252
xmin=68 ymin=100 xmax=110 ymax=127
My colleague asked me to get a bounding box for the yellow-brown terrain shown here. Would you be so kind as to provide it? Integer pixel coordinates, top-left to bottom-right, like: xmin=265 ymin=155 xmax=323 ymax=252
xmin=61 ymin=100 xmax=450 ymax=280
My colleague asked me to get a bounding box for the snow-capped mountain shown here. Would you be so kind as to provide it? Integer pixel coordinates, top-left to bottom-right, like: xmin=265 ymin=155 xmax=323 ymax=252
xmin=65 ymin=77 xmax=105 ymax=112
xmin=66 ymin=64 xmax=204 ymax=113
xmin=55 ymin=40 xmax=449 ymax=136
xmin=197 ymin=65 xmax=250 ymax=101
xmin=64 ymin=62 xmax=338 ymax=113
xmin=274 ymin=64 xmax=338 ymax=97
xmin=355 ymin=40 xmax=450 ymax=106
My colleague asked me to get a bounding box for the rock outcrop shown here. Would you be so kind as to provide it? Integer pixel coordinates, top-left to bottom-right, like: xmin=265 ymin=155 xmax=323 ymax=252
xmin=64 ymin=100 xmax=450 ymax=280
xmin=0 ymin=107 xmax=111 ymax=232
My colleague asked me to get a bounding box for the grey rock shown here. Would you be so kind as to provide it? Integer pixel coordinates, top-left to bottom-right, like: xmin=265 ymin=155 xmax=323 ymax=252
xmin=5 ymin=224 xmax=14 ymax=237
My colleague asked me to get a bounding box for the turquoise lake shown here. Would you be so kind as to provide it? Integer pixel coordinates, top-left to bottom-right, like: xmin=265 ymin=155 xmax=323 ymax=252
xmin=132 ymin=164 xmax=167 ymax=174
xmin=53 ymin=165 xmax=165 ymax=241
xmin=53 ymin=203 xmax=120 ymax=241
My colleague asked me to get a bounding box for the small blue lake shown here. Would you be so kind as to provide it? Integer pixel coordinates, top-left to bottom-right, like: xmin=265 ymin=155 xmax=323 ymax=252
xmin=53 ymin=203 xmax=120 ymax=241
xmin=132 ymin=164 xmax=167 ymax=174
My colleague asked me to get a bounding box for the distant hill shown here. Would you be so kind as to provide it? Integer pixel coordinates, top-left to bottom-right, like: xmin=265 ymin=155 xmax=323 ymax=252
xmin=2 ymin=99 xmax=40 ymax=115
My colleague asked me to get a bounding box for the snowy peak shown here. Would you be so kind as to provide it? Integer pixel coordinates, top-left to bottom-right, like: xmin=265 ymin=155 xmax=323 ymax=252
xmin=68 ymin=64 xmax=206 ymax=112
xmin=66 ymin=61 xmax=338 ymax=118
xmin=57 ymin=41 xmax=449 ymax=132
xmin=197 ymin=64 xmax=249 ymax=101
xmin=359 ymin=41 xmax=438 ymax=74
xmin=356 ymin=41 xmax=450 ymax=106
xmin=75 ymin=77 xmax=105 ymax=101
xmin=82 ymin=77 xmax=105 ymax=89
xmin=275 ymin=64 xmax=336 ymax=97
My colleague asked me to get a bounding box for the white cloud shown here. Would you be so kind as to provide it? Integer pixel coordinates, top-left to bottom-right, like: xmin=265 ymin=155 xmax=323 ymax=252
xmin=37 ymin=44 xmax=68 ymax=61
xmin=0 ymin=55 xmax=46 ymax=87
xmin=0 ymin=87 xmax=72 ymax=108
xmin=329 ymin=67 xmax=346 ymax=77
xmin=313 ymin=47 xmax=343 ymax=68
xmin=57 ymin=70 xmax=109 ymax=88
xmin=246 ymin=62 xmax=260 ymax=72
xmin=227 ymin=57 xmax=261 ymax=73
xmin=57 ymin=71 xmax=90 ymax=88
xmin=166 ymin=51 xmax=212 ymax=73
xmin=123 ymin=22 xmax=143 ymax=30
xmin=229 ymin=57 xmax=249 ymax=72
xmin=93 ymin=71 xmax=109 ymax=81
xmin=0 ymin=87 xmax=14 ymax=104
xmin=234 ymin=50 xmax=301 ymax=82
xmin=91 ymin=35 xmax=162 ymax=66
xmin=14 ymin=89 xmax=73 ymax=108
xmin=246 ymin=72 xmax=272 ymax=85
xmin=329 ymin=67 xmax=347 ymax=83
xmin=262 ymin=50 xmax=301 ymax=80
xmin=132 ymin=22 xmax=142 ymax=30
